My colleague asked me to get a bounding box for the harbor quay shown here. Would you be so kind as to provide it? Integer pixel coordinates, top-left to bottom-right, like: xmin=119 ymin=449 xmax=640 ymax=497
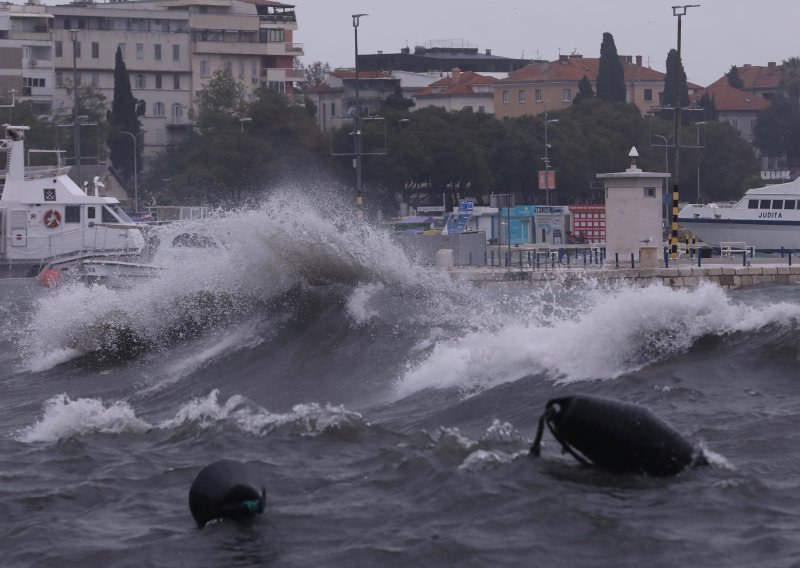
xmin=452 ymin=256 xmax=800 ymax=290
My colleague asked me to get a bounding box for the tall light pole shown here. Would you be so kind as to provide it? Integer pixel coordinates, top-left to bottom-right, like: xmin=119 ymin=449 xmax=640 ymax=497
xmin=69 ymin=29 xmax=81 ymax=185
xmin=121 ymin=130 xmax=145 ymax=212
xmin=352 ymin=13 xmax=367 ymax=212
xmin=239 ymin=117 xmax=252 ymax=133
xmin=538 ymin=101 xmax=558 ymax=207
xmin=669 ymin=4 xmax=700 ymax=258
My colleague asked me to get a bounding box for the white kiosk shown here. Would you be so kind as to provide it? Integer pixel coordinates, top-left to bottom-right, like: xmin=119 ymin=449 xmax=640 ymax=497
xmin=596 ymin=148 xmax=670 ymax=267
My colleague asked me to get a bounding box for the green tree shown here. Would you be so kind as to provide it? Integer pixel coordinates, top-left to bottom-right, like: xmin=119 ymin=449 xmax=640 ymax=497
xmin=661 ymin=49 xmax=690 ymax=121
xmin=194 ymin=69 xmax=247 ymax=133
xmin=700 ymin=121 xmax=760 ymax=201
xmin=596 ymin=33 xmax=626 ymax=103
xmin=106 ymin=46 xmax=141 ymax=183
xmin=725 ymin=65 xmax=744 ymax=89
xmin=380 ymin=86 xmax=415 ymax=112
xmin=781 ymin=56 xmax=800 ymax=109
xmin=697 ymin=92 xmax=718 ymax=122
xmin=573 ymin=74 xmax=595 ymax=105
xmin=754 ymin=97 xmax=800 ymax=164
xmin=302 ymin=60 xmax=331 ymax=89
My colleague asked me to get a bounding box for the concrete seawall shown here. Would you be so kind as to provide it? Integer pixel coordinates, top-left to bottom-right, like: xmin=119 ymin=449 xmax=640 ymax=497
xmin=457 ymin=262 xmax=800 ymax=290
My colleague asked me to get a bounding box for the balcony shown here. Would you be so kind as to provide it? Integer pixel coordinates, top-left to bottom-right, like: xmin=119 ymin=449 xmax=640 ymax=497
xmin=27 ymin=58 xmax=53 ymax=70
xmin=261 ymin=68 xmax=304 ymax=82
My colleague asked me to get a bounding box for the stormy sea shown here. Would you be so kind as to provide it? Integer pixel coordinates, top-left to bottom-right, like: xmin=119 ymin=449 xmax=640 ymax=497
xmin=3 ymin=189 xmax=800 ymax=567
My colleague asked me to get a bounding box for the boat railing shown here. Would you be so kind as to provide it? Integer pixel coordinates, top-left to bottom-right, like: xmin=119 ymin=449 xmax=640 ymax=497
xmin=1 ymin=225 xmax=144 ymax=260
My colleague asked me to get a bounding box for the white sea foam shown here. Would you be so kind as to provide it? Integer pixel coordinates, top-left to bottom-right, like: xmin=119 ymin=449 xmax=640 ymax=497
xmin=394 ymin=282 xmax=800 ymax=397
xmin=18 ymin=394 xmax=150 ymax=443
xmin=17 ymin=388 xmax=368 ymax=444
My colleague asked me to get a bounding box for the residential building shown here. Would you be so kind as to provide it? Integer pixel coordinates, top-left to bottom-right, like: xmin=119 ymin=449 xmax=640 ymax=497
xmin=48 ymin=0 xmax=303 ymax=168
xmin=359 ymin=42 xmax=530 ymax=74
xmin=691 ymin=81 xmax=769 ymax=144
xmin=735 ymin=62 xmax=783 ymax=101
xmin=0 ymin=2 xmax=54 ymax=114
xmin=494 ymin=54 xmax=669 ymax=119
xmin=413 ymin=68 xmax=498 ymax=114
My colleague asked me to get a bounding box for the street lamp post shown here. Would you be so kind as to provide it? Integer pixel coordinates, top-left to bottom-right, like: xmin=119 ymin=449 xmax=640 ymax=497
xmin=652 ymin=134 xmax=674 ymax=231
xmin=121 ymin=130 xmax=145 ymax=212
xmin=239 ymin=117 xmax=252 ymax=133
xmin=69 ymin=29 xmax=81 ymax=185
xmin=352 ymin=13 xmax=367 ymax=211
xmin=669 ymin=3 xmax=700 ymax=258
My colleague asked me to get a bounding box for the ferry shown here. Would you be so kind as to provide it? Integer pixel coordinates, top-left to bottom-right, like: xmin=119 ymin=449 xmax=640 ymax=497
xmin=0 ymin=124 xmax=148 ymax=280
xmin=678 ymin=176 xmax=800 ymax=253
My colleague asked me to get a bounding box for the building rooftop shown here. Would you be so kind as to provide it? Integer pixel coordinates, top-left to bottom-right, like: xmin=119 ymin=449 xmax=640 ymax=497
xmin=692 ymin=82 xmax=771 ymax=112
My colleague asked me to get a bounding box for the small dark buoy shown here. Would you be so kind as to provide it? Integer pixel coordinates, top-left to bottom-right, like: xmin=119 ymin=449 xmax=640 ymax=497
xmin=530 ymin=394 xmax=706 ymax=476
xmin=189 ymin=460 xmax=265 ymax=528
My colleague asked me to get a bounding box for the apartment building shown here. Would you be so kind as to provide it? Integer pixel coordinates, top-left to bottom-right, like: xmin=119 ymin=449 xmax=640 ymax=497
xmin=413 ymin=68 xmax=498 ymax=114
xmin=47 ymin=0 xmax=302 ymax=167
xmin=494 ymin=54 xmax=668 ymax=118
xmin=0 ymin=2 xmax=54 ymax=114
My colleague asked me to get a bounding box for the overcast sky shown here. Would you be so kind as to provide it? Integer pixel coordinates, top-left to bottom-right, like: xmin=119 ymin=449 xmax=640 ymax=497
xmin=291 ymin=0 xmax=799 ymax=87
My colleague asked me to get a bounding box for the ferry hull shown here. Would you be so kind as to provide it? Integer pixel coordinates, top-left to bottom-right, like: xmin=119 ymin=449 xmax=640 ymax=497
xmin=679 ymin=217 xmax=800 ymax=253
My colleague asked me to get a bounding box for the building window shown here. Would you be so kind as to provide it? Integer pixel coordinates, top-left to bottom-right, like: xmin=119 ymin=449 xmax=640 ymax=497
xmin=154 ymin=44 xmax=161 ymax=61
xmin=225 ymin=61 xmax=232 ymax=75
xmin=331 ymin=102 xmax=336 ymax=117
xmin=644 ymin=187 xmax=656 ymax=198
xmin=63 ymin=18 xmax=71 ymax=30
xmin=200 ymin=60 xmax=209 ymax=77
xmin=535 ymin=88 xmax=543 ymax=102
xmin=74 ymin=41 xmax=81 ymax=58
xmin=478 ymin=106 xmax=485 ymax=113
xmin=136 ymin=43 xmax=144 ymax=60
xmin=155 ymin=73 xmax=162 ymax=89
xmin=135 ymin=73 xmax=145 ymax=88
xmin=518 ymin=90 xmax=525 ymax=104
xmin=260 ymin=28 xmax=284 ymax=43
xmin=154 ymin=102 xmax=165 ymax=116
xmin=239 ymin=61 xmax=245 ymax=79
xmin=91 ymin=41 xmax=99 ymax=58
xmin=251 ymin=62 xmax=257 ymax=78
xmin=55 ymin=71 xmax=63 ymax=87
xmin=730 ymin=118 xmax=739 ymax=131
xmin=91 ymin=72 xmax=99 ymax=87
xmin=502 ymin=90 xmax=509 ymax=104
xmin=644 ymin=88 xmax=653 ymax=102
xmin=171 ymin=103 xmax=183 ymax=121
xmin=562 ymin=88 xmax=572 ymax=102
xmin=172 ymin=44 xmax=179 ymax=62
xmin=173 ymin=74 xmax=180 ymax=89
xmin=268 ymin=81 xmax=285 ymax=93
xmin=55 ymin=41 xmax=62 ymax=58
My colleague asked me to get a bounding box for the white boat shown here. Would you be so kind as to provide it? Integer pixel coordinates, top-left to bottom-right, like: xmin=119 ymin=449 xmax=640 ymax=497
xmin=678 ymin=177 xmax=800 ymax=253
xmin=0 ymin=124 xmax=148 ymax=280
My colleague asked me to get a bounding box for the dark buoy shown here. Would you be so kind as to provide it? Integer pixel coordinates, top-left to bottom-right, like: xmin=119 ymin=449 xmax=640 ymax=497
xmin=530 ymin=394 xmax=706 ymax=476
xmin=189 ymin=460 xmax=265 ymax=528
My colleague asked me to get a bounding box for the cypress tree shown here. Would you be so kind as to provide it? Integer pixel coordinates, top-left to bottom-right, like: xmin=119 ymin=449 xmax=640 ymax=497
xmin=596 ymin=32 xmax=626 ymax=103
xmin=661 ymin=49 xmax=690 ymax=119
xmin=106 ymin=46 xmax=142 ymax=182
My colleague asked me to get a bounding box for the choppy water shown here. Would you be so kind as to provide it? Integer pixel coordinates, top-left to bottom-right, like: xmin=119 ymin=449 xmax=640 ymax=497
xmin=3 ymin=189 xmax=800 ymax=567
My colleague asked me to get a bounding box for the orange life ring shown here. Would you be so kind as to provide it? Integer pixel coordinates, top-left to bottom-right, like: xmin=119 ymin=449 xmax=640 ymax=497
xmin=44 ymin=209 xmax=61 ymax=229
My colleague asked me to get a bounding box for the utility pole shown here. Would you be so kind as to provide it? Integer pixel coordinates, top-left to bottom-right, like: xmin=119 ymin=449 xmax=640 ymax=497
xmin=352 ymin=13 xmax=367 ymax=213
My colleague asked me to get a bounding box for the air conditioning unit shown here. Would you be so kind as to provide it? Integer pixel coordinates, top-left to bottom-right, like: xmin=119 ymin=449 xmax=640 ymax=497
xmin=30 ymin=59 xmax=37 ymax=67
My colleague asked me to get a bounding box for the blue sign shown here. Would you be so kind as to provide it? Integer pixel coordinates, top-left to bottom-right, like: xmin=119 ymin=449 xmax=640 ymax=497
xmin=459 ymin=199 xmax=474 ymax=213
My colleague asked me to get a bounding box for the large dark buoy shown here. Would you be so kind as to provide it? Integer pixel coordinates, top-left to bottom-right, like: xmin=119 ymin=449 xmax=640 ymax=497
xmin=189 ymin=460 xmax=265 ymax=528
xmin=530 ymin=394 xmax=706 ymax=476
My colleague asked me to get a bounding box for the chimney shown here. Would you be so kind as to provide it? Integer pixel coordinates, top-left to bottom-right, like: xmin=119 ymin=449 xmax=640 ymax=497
xmin=636 ymin=55 xmax=642 ymax=66
xmin=452 ymin=67 xmax=461 ymax=80
xmin=377 ymin=50 xmax=383 ymax=55
xmin=485 ymin=48 xmax=492 ymax=56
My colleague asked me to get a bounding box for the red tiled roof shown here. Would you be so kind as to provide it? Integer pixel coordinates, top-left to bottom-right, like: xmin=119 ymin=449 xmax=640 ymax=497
xmin=498 ymin=56 xmax=666 ymax=84
xmin=415 ymin=70 xmax=496 ymax=98
xmin=739 ymin=64 xmax=783 ymax=90
xmin=691 ymin=82 xmax=770 ymax=112
xmin=331 ymin=70 xmax=393 ymax=79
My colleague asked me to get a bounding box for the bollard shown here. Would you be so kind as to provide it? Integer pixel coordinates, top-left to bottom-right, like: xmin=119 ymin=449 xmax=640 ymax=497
xmin=630 ymin=252 xmax=635 ymax=268
xmin=781 ymin=246 xmax=785 ymax=258
xmin=528 ymin=250 xmax=531 ymax=266
xmin=790 ymin=251 xmax=793 ymax=266
xmin=567 ymin=253 xmax=571 ymax=267
xmin=697 ymin=250 xmax=701 ymax=267
xmin=615 ymin=252 xmax=619 ymax=269
xmin=742 ymin=250 xmax=747 ymax=267
xmin=491 ymin=251 xmax=495 ymax=267
xmin=484 ymin=251 xmax=487 ymax=265
xmin=536 ymin=253 xmax=540 ymax=270
xmin=663 ymin=248 xmax=669 ymax=268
